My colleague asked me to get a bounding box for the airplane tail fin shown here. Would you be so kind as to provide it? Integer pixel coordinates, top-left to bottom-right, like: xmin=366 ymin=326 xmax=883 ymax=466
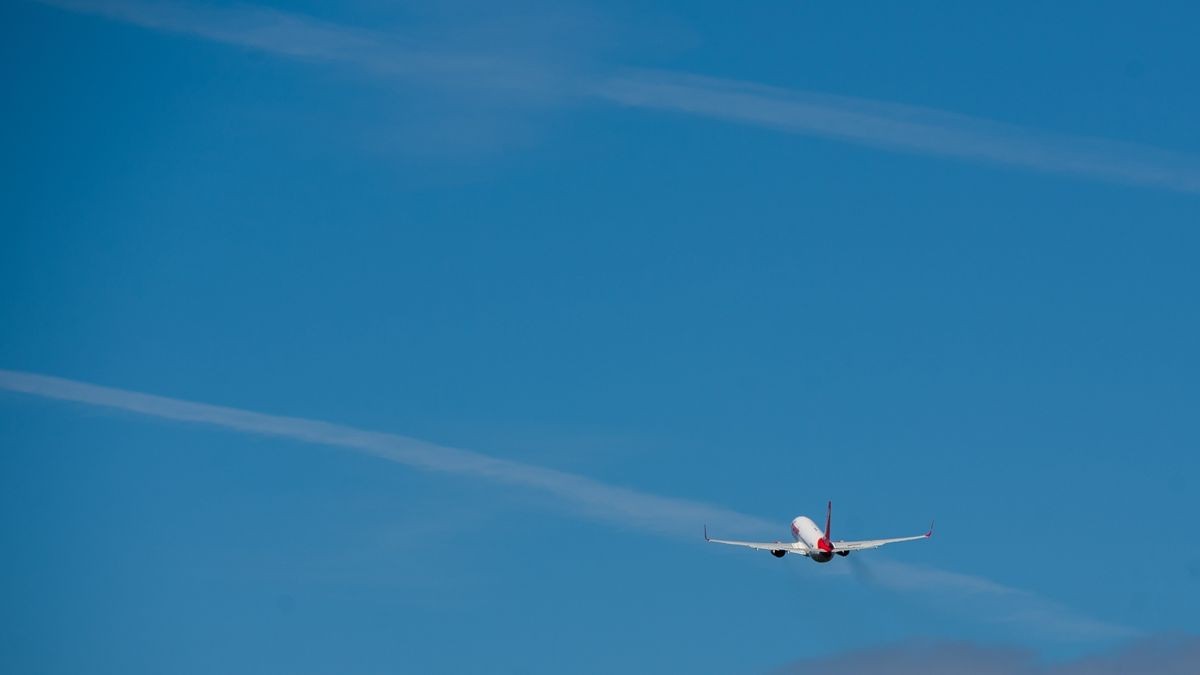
xmin=813 ymin=500 xmax=835 ymax=554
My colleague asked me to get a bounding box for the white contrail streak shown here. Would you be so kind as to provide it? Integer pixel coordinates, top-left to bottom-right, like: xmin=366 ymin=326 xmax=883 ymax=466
xmin=0 ymin=369 xmax=1136 ymax=641
xmin=0 ymin=369 xmax=768 ymax=537
xmin=592 ymin=71 xmax=1200 ymax=194
xmin=35 ymin=0 xmax=1200 ymax=194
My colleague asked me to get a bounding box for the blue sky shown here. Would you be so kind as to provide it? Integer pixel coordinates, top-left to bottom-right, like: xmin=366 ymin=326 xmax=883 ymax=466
xmin=2 ymin=1 xmax=1199 ymax=673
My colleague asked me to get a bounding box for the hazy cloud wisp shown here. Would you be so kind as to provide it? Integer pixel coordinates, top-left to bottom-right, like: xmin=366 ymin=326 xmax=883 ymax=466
xmin=774 ymin=636 xmax=1200 ymax=675
xmin=0 ymin=369 xmax=1135 ymax=642
xmin=37 ymin=0 xmax=1200 ymax=194
xmin=593 ymin=70 xmax=1200 ymax=194
xmin=0 ymin=369 xmax=768 ymax=537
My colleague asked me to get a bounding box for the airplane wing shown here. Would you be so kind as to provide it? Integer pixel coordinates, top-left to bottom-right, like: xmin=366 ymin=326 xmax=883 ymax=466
xmin=832 ymin=522 xmax=934 ymax=552
xmin=704 ymin=527 xmax=811 ymax=556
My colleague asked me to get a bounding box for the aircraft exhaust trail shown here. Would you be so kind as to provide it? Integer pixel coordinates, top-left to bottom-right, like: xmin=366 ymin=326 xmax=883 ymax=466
xmin=0 ymin=368 xmax=1136 ymax=641
xmin=0 ymin=369 xmax=770 ymax=536
xmin=35 ymin=0 xmax=1200 ymax=195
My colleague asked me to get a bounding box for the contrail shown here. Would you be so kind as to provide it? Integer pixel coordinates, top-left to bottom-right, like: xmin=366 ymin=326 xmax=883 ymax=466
xmin=591 ymin=70 xmax=1200 ymax=194
xmin=0 ymin=369 xmax=1136 ymax=641
xmin=35 ymin=0 xmax=1200 ymax=194
xmin=0 ymin=369 xmax=768 ymax=537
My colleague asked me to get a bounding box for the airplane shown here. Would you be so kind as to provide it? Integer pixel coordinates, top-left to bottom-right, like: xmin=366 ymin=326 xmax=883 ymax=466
xmin=705 ymin=501 xmax=933 ymax=563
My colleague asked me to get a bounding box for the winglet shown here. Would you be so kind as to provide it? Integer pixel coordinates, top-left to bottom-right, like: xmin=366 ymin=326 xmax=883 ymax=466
xmin=925 ymin=520 xmax=935 ymax=538
xmin=704 ymin=524 xmax=710 ymax=541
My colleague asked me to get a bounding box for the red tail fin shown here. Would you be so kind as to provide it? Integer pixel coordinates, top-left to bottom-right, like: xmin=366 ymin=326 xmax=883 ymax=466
xmin=814 ymin=500 xmax=835 ymax=553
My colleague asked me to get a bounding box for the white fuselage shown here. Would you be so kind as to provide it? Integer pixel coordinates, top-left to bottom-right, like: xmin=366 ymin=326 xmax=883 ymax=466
xmin=791 ymin=516 xmax=833 ymax=562
xmin=705 ymin=500 xmax=930 ymax=563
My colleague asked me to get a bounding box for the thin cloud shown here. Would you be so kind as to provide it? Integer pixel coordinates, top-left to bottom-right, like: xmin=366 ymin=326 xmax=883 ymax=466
xmin=41 ymin=0 xmax=380 ymax=61
xmin=38 ymin=0 xmax=570 ymax=95
xmin=594 ymin=70 xmax=1200 ymax=194
xmin=0 ymin=369 xmax=768 ymax=537
xmin=858 ymin=559 xmax=1137 ymax=641
xmin=773 ymin=635 xmax=1200 ymax=675
xmin=0 ymin=369 xmax=1135 ymax=641
xmin=37 ymin=0 xmax=1200 ymax=193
